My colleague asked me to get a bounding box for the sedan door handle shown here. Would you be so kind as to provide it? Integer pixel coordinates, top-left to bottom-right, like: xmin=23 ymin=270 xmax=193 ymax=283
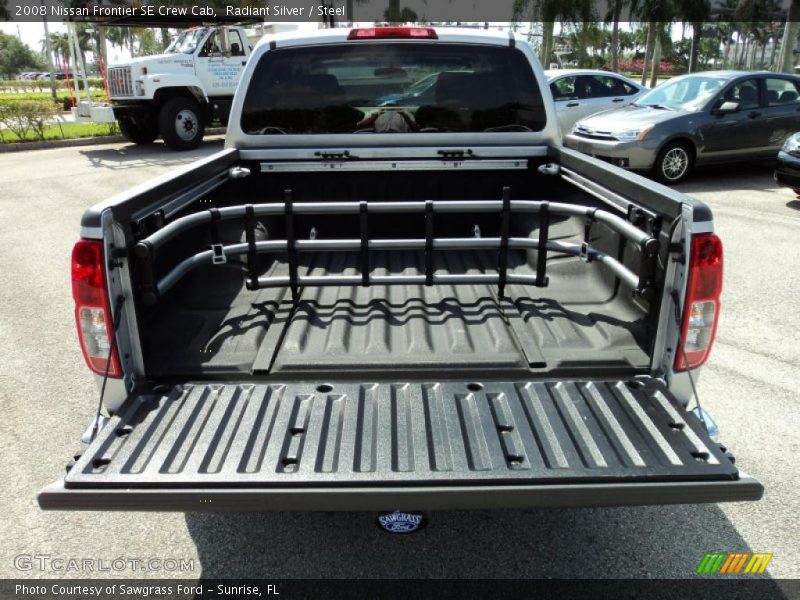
xmin=612 ymin=97 xmax=625 ymax=103
xmin=748 ymin=110 xmax=762 ymax=118
xmin=566 ymin=102 xmax=580 ymax=107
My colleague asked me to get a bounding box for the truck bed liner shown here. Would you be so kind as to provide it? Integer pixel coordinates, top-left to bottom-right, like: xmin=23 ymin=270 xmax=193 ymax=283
xmin=62 ymin=378 xmax=738 ymax=490
xmin=144 ymin=250 xmax=650 ymax=377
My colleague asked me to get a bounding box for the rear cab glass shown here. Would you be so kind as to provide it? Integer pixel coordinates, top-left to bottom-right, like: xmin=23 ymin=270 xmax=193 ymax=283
xmin=240 ymin=42 xmax=546 ymax=134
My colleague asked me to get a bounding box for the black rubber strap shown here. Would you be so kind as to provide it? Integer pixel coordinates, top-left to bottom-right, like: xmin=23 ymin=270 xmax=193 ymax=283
xmin=208 ymin=208 xmax=221 ymax=244
xmin=425 ymin=200 xmax=434 ymax=286
xmin=284 ymin=189 xmax=298 ymax=302
xmin=244 ymin=204 xmax=258 ymax=289
xmin=359 ymin=201 xmax=369 ymax=287
xmin=498 ymin=187 xmax=511 ymax=297
xmin=536 ymin=201 xmax=550 ymax=287
xmin=581 ymin=207 xmax=598 ymax=263
xmin=134 ymin=240 xmax=158 ymax=305
xmin=637 ymin=237 xmax=660 ymax=299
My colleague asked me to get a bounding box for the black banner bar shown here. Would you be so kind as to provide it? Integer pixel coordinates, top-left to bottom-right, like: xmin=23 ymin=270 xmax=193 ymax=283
xmin=2 ymin=0 xmax=793 ymax=23
xmin=0 ymin=578 xmax=795 ymax=600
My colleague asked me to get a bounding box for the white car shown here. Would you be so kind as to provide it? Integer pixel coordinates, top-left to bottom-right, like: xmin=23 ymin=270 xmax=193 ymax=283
xmin=546 ymin=69 xmax=647 ymax=133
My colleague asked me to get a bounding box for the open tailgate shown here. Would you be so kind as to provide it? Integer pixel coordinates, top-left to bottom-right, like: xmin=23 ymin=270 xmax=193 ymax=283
xmin=39 ymin=378 xmax=762 ymax=511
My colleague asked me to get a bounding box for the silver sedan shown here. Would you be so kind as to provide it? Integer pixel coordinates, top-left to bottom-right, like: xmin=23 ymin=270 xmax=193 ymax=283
xmin=545 ymin=69 xmax=647 ymax=134
xmin=564 ymin=70 xmax=800 ymax=184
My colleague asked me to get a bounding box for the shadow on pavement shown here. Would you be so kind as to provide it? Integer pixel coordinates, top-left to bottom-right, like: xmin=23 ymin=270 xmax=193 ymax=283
xmin=677 ymin=164 xmax=777 ymax=195
xmin=78 ymin=138 xmax=224 ymax=170
xmin=185 ymin=504 xmax=779 ymax=582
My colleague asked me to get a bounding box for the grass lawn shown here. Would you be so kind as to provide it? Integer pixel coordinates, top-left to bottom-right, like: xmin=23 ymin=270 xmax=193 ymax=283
xmin=0 ymin=121 xmax=118 ymax=143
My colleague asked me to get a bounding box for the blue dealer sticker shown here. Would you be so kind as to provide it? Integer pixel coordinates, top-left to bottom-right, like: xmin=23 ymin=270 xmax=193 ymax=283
xmin=377 ymin=511 xmax=425 ymax=533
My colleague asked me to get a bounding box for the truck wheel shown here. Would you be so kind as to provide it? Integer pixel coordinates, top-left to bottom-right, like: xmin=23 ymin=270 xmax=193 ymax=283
xmin=158 ymin=97 xmax=205 ymax=150
xmin=654 ymin=141 xmax=693 ymax=185
xmin=118 ymin=117 xmax=158 ymax=145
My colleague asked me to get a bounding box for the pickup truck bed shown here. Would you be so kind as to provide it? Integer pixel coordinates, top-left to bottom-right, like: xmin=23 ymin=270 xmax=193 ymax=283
xmin=40 ymin=28 xmax=763 ymax=513
xmin=38 ymin=378 xmax=761 ymax=511
xmin=144 ymin=248 xmax=649 ymax=378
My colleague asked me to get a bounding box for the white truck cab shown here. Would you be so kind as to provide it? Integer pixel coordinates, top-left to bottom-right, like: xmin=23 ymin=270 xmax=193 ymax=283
xmin=76 ymin=25 xmax=255 ymax=150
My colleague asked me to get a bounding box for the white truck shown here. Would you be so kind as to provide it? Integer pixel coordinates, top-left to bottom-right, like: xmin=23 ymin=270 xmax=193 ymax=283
xmin=78 ymin=24 xmax=256 ymax=150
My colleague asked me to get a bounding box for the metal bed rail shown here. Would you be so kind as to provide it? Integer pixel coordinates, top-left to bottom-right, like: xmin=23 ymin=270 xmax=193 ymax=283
xmin=134 ymin=187 xmax=660 ymax=305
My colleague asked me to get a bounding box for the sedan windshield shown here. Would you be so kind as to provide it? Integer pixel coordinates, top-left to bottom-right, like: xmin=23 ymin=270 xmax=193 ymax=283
xmin=166 ymin=28 xmax=207 ymax=54
xmin=633 ymin=75 xmax=727 ymax=111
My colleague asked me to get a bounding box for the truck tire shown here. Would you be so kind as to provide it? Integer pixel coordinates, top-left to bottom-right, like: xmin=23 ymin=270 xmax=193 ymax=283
xmin=118 ymin=117 xmax=158 ymax=145
xmin=654 ymin=141 xmax=693 ymax=185
xmin=158 ymin=97 xmax=205 ymax=151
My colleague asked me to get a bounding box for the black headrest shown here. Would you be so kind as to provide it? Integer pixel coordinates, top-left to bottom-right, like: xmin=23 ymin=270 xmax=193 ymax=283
xmin=739 ymin=86 xmax=757 ymax=101
xmin=300 ymin=74 xmax=343 ymax=96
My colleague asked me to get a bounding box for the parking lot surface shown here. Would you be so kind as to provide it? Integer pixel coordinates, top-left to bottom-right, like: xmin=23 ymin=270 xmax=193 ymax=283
xmin=0 ymin=141 xmax=797 ymax=584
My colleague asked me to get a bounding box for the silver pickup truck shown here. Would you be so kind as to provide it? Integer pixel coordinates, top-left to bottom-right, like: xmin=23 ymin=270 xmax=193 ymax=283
xmin=39 ymin=27 xmax=762 ymax=515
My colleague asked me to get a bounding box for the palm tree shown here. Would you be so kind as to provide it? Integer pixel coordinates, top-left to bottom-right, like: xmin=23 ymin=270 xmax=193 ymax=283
xmin=513 ymin=0 xmax=594 ymax=68
xmin=630 ymin=0 xmax=675 ymax=86
xmin=605 ymin=0 xmax=627 ymax=72
xmin=673 ymin=0 xmax=711 ymax=73
xmin=42 ymin=33 xmax=70 ymax=71
xmin=777 ymin=7 xmax=799 ymax=73
xmin=106 ymin=27 xmax=128 ymax=57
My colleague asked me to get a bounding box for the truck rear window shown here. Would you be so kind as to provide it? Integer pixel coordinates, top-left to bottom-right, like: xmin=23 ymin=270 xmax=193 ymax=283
xmin=240 ymin=43 xmax=546 ymax=134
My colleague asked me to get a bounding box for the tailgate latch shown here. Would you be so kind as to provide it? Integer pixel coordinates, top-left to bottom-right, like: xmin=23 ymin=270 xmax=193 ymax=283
xmin=314 ymin=150 xmax=352 ymax=161
xmin=437 ymin=149 xmax=473 ymax=160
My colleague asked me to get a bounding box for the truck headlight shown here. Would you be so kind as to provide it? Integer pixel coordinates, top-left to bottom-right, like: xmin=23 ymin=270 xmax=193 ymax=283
xmin=782 ymin=133 xmax=800 ymax=153
xmin=611 ymin=124 xmax=654 ymax=141
xmin=135 ymin=80 xmax=144 ymax=96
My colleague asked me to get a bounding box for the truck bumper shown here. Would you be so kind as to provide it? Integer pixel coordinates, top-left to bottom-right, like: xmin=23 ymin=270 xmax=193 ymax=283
xmin=71 ymin=102 xmax=116 ymax=124
xmin=39 ymin=379 xmax=762 ymax=512
xmin=39 ymin=474 xmax=763 ymax=512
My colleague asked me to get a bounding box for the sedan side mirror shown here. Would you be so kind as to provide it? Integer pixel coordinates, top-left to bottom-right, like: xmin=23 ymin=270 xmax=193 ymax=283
xmin=713 ymin=101 xmax=740 ymax=115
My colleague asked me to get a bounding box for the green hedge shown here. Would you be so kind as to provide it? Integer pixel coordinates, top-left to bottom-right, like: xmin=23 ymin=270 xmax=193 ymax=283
xmin=0 ymin=91 xmax=107 ymax=111
xmin=0 ymin=100 xmax=59 ymax=141
xmin=0 ymin=78 xmax=105 ymax=93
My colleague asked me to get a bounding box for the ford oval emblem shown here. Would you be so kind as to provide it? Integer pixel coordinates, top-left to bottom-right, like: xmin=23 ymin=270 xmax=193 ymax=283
xmin=377 ymin=511 xmax=425 ymax=533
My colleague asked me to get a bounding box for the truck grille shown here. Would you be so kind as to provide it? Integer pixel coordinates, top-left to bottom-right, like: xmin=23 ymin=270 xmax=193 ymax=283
xmin=107 ymin=66 xmax=133 ymax=97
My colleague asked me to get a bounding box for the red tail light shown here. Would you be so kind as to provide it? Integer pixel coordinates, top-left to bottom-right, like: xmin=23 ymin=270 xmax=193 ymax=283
xmin=347 ymin=27 xmax=438 ymax=40
xmin=72 ymin=240 xmax=122 ymax=377
xmin=675 ymin=233 xmax=723 ymax=371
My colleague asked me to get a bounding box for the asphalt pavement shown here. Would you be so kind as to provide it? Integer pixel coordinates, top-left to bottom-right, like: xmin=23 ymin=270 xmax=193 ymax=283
xmin=0 ymin=140 xmax=797 ymax=586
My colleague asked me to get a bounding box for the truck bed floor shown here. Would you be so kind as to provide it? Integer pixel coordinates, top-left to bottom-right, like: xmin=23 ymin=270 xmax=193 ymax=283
xmin=143 ymin=250 xmax=650 ymax=378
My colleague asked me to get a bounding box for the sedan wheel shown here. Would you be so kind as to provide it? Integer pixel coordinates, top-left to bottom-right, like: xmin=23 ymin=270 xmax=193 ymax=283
xmin=655 ymin=142 xmax=693 ymax=185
